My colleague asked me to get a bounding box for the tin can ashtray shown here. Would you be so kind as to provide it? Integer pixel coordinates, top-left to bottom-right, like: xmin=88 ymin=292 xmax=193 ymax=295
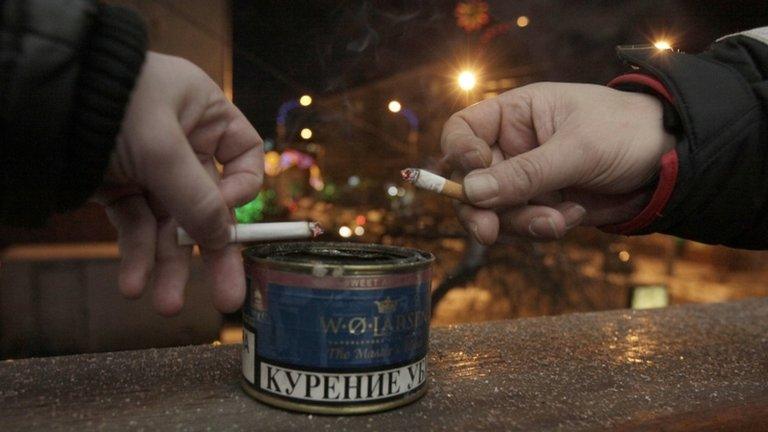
xmin=241 ymin=242 xmax=434 ymax=414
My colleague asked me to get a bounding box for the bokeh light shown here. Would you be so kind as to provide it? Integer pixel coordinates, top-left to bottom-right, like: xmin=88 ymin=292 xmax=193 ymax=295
xmin=618 ymin=251 xmax=631 ymax=262
xmin=338 ymin=226 xmax=352 ymax=238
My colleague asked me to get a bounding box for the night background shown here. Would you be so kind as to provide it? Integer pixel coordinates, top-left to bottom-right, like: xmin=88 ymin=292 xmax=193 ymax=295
xmin=233 ymin=0 xmax=768 ymax=140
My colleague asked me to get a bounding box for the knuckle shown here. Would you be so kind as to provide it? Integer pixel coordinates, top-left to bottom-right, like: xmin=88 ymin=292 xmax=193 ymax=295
xmin=500 ymin=156 xmax=544 ymax=199
xmin=441 ymin=114 xmax=463 ymax=151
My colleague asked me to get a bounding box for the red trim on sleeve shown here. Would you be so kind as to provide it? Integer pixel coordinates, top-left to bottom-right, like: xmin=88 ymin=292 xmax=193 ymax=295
xmin=608 ymin=73 xmax=675 ymax=104
xmin=600 ymin=73 xmax=679 ymax=235
xmin=601 ymin=149 xmax=678 ymax=234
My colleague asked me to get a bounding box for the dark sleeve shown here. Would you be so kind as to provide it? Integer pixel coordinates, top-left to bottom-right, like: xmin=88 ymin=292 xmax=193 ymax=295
xmin=0 ymin=0 xmax=147 ymax=227
xmin=603 ymin=28 xmax=768 ymax=250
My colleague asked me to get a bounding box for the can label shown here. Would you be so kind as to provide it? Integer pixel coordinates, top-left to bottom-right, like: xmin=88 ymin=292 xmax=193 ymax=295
xmin=243 ymin=268 xmax=430 ymax=405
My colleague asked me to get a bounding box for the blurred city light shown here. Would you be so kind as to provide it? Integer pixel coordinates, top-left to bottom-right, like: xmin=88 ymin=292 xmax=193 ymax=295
xmin=387 ymin=185 xmax=399 ymax=196
xmin=458 ymin=70 xmax=477 ymax=91
xmin=348 ymin=175 xmax=361 ymax=187
xmin=264 ymin=151 xmax=281 ymax=177
xmin=354 ymin=226 xmax=365 ymax=236
xmin=388 ymin=100 xmax=402 ymax=113
xmin=653 ymin=40 xmax=672 ymax=50
xmin=338 ymin=226 xmax=352 ymax=238
xmin=299 ymin=95 xmax=313 ymax=106
xmin=300 ymin=128 xmax=313 ymax=139
xmin=516 ymin=16 xmax=529 ymax=27
xmin=618 ymin=250 xmax=631 ymax=262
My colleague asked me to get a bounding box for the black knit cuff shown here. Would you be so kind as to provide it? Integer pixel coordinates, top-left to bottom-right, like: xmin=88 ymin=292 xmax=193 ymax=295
xmin=57 ymin=4 xmax=147 ymax=211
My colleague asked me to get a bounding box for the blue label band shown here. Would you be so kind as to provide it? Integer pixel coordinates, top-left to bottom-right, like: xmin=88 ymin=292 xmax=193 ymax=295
xmin=244 ymin=280 xmax=430 ymax=370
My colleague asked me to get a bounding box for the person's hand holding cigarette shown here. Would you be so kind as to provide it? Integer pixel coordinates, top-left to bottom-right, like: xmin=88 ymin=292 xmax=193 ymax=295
xmin=94 ymin=53 xmax=264 ymax=316
xmin=436 ymin=82 xmax=675 ymax=244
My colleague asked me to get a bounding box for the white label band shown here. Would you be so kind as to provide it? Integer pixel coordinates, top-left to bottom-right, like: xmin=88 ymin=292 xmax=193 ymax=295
xmin=256 ymin=357 xmax=427 ymax=402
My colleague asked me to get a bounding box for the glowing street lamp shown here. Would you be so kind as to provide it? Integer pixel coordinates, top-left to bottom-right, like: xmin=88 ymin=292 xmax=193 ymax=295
xmin=300 ymin=128 xmax=313 ymax=139
xmin=516 ymin=16 xmax=529 ymax=28
xmin=458 ymin=70 xmax=477 ymax=91
xmin=299 ymin=94 xmax=313 ymax=106
xmin=388 ymin=100 xmax=402 ymax=113
xmin=653 ymin=40 xmax=672 ymax=50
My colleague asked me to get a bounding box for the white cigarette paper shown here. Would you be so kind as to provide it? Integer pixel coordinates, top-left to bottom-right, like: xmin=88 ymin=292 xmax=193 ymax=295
xmin=176 ymin=221 xmax=323 ymax=246
xmin=410 ymin=169 xmax=446 ymax=193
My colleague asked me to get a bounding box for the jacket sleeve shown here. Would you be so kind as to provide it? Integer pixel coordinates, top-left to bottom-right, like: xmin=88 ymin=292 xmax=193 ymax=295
xmin=0 ymin=0 xmax=146 ymax=227
xmin=602 ymin=27 xmax=768 ymax=250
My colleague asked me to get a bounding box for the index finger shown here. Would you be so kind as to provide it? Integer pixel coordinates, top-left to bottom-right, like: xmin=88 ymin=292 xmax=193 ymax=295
xmin=215 ymin=106 xmax=264 ymax=207
xmin=440 ymin=102 xmax=498 ymax=172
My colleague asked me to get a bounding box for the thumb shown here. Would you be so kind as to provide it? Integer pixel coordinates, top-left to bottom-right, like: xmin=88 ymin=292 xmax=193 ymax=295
xmin=462 ymin=133 xmax=585 ymax=208
xmin=135 ymin=118 xmax=232 ymax=250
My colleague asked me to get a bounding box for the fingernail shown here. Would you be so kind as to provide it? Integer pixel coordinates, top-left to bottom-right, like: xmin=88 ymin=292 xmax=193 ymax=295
xmin=464 ymin=173 xmax=499 ymax=203
xmin=563 ymin=204 xmax=587 ymax=229
xmin=460 ymin=150 xmax=486 ymax=171
xmin=528 ymin=217 xmax=560 ymax=238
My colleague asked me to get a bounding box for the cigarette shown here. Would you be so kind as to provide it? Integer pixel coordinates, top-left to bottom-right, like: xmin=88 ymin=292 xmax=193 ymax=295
xmin=401 ymin=168 xmax=469 ymax=204
xmin=176 ymin=221 xmax=324 ymax=246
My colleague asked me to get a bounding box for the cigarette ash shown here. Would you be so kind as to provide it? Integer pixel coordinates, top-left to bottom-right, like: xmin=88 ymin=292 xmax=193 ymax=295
xmin=401 ymin=168 xmax=419 ymax=183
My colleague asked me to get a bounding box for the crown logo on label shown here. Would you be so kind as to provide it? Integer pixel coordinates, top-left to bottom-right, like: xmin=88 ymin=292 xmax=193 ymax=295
xmin=374 ymin=298 xmax=397 ymax=314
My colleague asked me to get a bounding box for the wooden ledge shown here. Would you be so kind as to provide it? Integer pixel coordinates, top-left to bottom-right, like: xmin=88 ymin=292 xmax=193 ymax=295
xmin=1 ymin=299 xmax=766 ymax=430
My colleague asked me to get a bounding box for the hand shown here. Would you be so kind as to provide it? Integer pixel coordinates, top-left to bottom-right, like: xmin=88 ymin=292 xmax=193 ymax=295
xmin=441 ymin=82 xmax=675 ymax=244
xmin=95 ymin=52 xmax=263 ymax=316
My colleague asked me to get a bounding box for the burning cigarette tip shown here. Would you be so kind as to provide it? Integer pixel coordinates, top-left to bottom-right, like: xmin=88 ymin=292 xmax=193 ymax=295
xmin=401 ymin=168 xmax=419 ymax=183
xmin=310 ymin=221 xmax=324 ymax=238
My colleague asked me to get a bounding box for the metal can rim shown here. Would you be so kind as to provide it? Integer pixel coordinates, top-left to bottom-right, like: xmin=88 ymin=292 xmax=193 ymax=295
xmin=242 ymin=241 xmax=435 ymax=275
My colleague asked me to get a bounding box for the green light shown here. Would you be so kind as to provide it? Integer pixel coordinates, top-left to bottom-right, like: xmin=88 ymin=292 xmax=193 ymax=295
xmin=321 ymin=183 xmax=337 ymax=201
xmin=235 ymin=190 xmax=276 ymax=223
